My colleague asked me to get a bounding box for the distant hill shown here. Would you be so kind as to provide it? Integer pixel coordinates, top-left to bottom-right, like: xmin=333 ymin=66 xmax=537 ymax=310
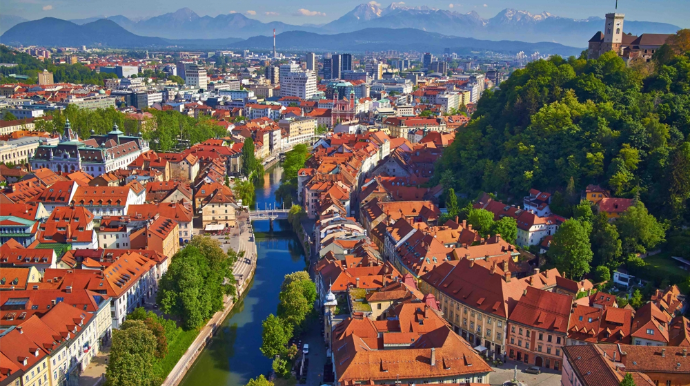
xmin=0 ymin=15 xmax=28 ymax=35
xmin=101 ymin=8 xmax=313 ymax=39
xmin=0 ymin=18 xmax=168 ymax=48
xmin=230 ymin=28 xmax=583 ymax=56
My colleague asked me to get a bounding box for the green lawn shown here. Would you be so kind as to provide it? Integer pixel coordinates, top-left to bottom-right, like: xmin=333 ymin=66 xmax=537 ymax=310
xmin=637 ymin=253 xmax=689 ymax=286
xmin=156 ymin=327 xmax=200 ymax=381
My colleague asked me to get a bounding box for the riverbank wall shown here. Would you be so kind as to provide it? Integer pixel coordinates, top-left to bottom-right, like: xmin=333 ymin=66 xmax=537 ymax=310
xmin=162 ymin=234 xmax=258 ymax=386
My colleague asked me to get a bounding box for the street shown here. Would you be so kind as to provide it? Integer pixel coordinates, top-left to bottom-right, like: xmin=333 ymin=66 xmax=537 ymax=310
xmin=489 ymin=361 xmax=562 ymax=386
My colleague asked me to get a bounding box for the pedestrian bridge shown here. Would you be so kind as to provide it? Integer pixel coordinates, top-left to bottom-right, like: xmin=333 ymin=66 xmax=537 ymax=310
xmin=248 ymin=209 xmax=290 ymax=221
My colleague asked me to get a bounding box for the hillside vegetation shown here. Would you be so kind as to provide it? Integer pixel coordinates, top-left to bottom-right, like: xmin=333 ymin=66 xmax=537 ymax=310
xmin=434 ymin=45 xmax=690 ymax=228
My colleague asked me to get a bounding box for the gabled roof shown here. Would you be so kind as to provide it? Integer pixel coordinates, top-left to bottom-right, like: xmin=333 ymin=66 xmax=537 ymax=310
xmin=509 ymin=286 xmax=571 ymax=332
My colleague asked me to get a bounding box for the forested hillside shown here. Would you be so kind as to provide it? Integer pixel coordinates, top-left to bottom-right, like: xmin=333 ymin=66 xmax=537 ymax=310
xmin=0 ymin=46 xmax=116 ymax=85
xmin=434 ymin=45 xmax=690 ymax=227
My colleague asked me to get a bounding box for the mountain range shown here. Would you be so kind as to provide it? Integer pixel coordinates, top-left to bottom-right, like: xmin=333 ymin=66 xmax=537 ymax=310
xmin=45 ymin=3 xmax=683 ymax=46
xmin=0 ymin=18 xmax=579 ymax=56
xmin=0 ymin=2 xmax=681 ymax=50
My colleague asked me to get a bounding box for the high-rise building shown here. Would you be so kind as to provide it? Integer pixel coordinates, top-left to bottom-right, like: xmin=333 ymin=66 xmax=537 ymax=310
xmin=279 ymin=62 xmax=301 ymax=84
xmin=305 ymin=52 xmax=317 ymax=73
xmin=423 ymin=53 xmax=434 ymax=69
xmin=331 ymin=54 xmax=342 ymax=80
xmin=323 ymin=55 xmax=333 ymax=80
xmin=341 ymin=54 xmax=352 ymax=72
xmin=265 ymin=66 xmax=280 ymax=85
xmin=37 ymin=69 xmax=54 ymax=85
xmin=281 ymin=71 xmax=317 ymax=99
xmin=176 ymin=61 xmax=189 ymax=81
xmin=185 ymin=65 xmax=208 ymax=90
xmin=273 ymin=29 xmax=277 ymax=59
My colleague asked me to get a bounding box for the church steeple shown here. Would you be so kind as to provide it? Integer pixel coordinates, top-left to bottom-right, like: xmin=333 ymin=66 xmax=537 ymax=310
xmin=63 ymin=118 xmax=77 ymax=141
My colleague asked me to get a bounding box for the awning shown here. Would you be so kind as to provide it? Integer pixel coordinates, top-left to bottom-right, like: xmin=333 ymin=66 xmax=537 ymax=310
xmin=205 ymin=224 xmax=225 ymax=231
xmin=474 ymin=345 xmax=487 ymax=352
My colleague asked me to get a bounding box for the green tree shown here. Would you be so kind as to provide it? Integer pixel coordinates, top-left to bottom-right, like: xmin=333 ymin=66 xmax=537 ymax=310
xmin=490 ymin=216 xmax=518 ymax=244
xmin=2 ymin=112 xmax=17 ymax=121
xmin=233 ymin=179 xmax=256 ymax=208
xmin=619 ymin=373 xmax=636 ymax=386
xmin=446 ymin=188 xmax=460 ymax=219
xmin=245 ymin=375 xmax=274 ymax=386
xmin=548 ymin=219 xmax=593 ymax=279
xmin=157 ymin=236 xmax=236 ymax=329
xmin=467 ymin=208 xmax=495 ymax=237
xmin=594 ymin=265 xmax=611 ymax=283
xmin=630 ymin=289 xmax=644 ymax=309
xmin=272 ymin=357 xmax=290 ymax=378
xmin=278 ymin=281 xmax=311 ymax=327
xmin=316 ymin=124 xmax=328 ymax=135
xmin=616 ymin=201 xmax=667 ymax=255
xmin=664 ymin=142 xmax=690 ymax=220
xmin=287 ymin=205 xmax=306 ymax=230
xmin=107 ymin=321 xmax=159 ymax=386
xmin=261 ymin=314 xmax=292 ymax=358
xmin=241 ymin=137 xmax=258 ymax=178
xmin=617 ymin=296 xmax=629 ymax=308
xmin=168 ymin=75 xmax=184 ymax=85
xmin=590 ymin=213 xmax=622 ymax=268
xmin=120 ymin=317 xmax=167 ymax=359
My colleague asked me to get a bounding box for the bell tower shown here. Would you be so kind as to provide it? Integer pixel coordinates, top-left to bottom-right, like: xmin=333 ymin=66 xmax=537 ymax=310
xmin=603 ymin=13 xmax=625 ymax=54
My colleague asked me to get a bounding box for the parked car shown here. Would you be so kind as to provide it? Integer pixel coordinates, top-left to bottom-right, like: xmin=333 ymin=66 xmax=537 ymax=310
xmin=524 ymin=366 xmax=541 ymax=374
xmin=303 ymin=344 xmax=309 ymax=355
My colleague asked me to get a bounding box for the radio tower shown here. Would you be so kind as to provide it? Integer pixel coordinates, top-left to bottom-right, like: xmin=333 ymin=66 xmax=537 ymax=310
xmin=273 ymin=29 xmax=277 ymax=59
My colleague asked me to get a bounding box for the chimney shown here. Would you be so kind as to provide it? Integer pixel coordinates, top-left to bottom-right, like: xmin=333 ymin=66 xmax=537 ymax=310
xmin=495 ymin=234 xmax=501 ymax=242
xmin=503 ymin=260 xmax=508 ymax=272
xmin=544 ymin=270 xmax=549 ymax=278
xmin=462 ymin=220 xmax=467 ymax=228
xmin=469 ymin=260 xmax=474 ymax=268
xmin=613 ymin=351 xmax=617 ymax=361
xmin=356 ymin=278 xmax=360 ymax=288
xmin=533 ymin=268 xmax=540 ymax=276
xmin=505 ymin=271 xmax=512 ymax=282
xmin=455 ymin=216 xmax=459 ymax=223
xmin=430 ymin=347 xmax=436 ymax=366
xmin=684 ymin=349 xmax=687 ymax=358
xmin=662 ymin=349 xmax=666 ymax=358
xmin=17 ymin=326 xmax=23 ymax=334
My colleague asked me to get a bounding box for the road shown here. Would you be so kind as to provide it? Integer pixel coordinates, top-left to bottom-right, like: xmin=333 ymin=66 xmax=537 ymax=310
xmin=489 ymin=361 xmax=562 ymax=386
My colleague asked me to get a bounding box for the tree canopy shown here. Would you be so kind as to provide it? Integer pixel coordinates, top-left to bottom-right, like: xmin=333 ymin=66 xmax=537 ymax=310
xmin=106 ymin=321 xmax=159 ymax=386
xmin=548 ymin=219 xmax=593 ymax=279
xmin=432 ymin=42 xmax=690 ymax=227
xmin=157 ymin=236 xmax=236 ymax=329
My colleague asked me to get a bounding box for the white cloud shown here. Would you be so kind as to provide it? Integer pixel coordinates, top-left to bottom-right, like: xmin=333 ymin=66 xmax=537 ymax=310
xmin=42 ymin=4 xmax=53 ymax=10
xmin=368 ymin=1 xmax=381 ymax=6
xmin=265 ymin=11 xmax=279 ymax=16
xmin=229 ymin=10 xmax=237 ymax=13
xmin=246 ymin=10 xmax=256 ymax=15
xmin=294 ymin=8 xmax=326 ymax=17
xmin=483 ymin=3 xmax=487 ymax=6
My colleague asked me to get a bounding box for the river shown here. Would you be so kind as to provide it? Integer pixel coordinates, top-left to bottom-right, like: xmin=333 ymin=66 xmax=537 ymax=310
xmin=179 ymin=166 xmax=306 ymax=386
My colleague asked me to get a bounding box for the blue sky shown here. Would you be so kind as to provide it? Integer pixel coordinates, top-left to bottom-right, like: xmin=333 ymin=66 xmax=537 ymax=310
xmin=4 ymin=0 xmax=689 ymax=27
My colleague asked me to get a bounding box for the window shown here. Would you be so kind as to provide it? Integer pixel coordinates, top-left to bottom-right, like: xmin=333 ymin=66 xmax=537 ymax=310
xmin=526 ymin=330 xmax=531 ymax=338
xmin=487 ymin=329 xmax=491 ymax=337
xmin=487 ymin=317 xmax=492 ymax=325
xmin=525 ymin=342 xmax=530 ymax=349
xmin=538 ymin=345 xmax=542 ymax=352
xmin=556 ymin=349 xmax=561 ymax=356
xmin=511 ymin=338 xmax=515 ymax=344
xmin=524 ymin=355 xmax=529 ymax=363
xmin=519 ymin=328 xmax=523 ymax=335
xmin=518 ymin=340 xmax=522 ymax=347
xmin=547 ymin=347 xmax=552 ymax=354
xmin=539 ymin=333 xmax=543 ymax=340
xmin=511 ymin=326 xmax=515 ymax=333
xmin=556 ymin=337 xmax=561 ymax=344
xmin=548 ymin=335 xmax=553 ymax=343
xmin=497 ymin=332 xmax=502 ymax=340
xmin=498 ymin=321 xmax=503 ymax=328
xmin=647 ymin=329 xmax=655 ymax=335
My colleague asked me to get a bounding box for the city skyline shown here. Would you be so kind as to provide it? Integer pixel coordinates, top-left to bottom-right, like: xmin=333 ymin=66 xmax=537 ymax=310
xmin=4 ymin=0 xmax=689 ymax=28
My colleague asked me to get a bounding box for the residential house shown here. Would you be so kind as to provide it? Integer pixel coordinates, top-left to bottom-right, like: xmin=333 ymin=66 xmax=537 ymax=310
xmin=506 ymin=287 xmax=571 ymax=370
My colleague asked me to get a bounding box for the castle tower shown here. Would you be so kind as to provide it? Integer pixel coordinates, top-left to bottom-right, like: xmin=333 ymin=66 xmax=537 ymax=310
xmin=603 ymin=13 xmax=625 ymax=53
